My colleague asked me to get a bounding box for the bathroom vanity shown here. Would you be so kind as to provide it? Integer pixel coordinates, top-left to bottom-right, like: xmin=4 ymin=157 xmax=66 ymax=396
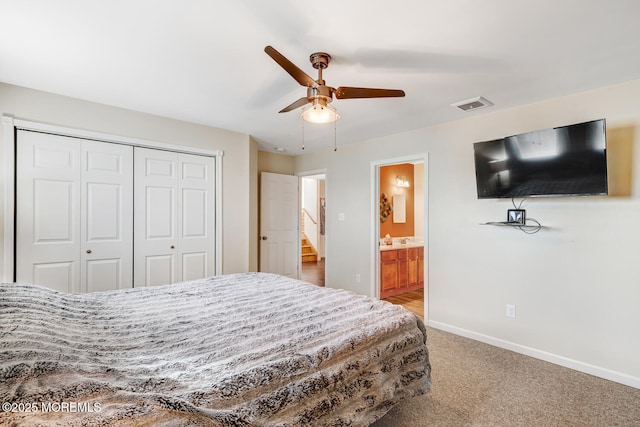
xmin=380 ymin=242 xmax=424 ymax=299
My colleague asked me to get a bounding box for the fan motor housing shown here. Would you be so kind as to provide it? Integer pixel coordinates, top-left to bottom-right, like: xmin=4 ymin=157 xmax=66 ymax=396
xmin=307 ymin=86 xmax=333 ymax=105
xmin=310 ymin=52 xmax=331 ymax=69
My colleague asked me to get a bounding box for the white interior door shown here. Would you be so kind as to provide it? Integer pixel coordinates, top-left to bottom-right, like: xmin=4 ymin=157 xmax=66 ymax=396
xmin=260 ymin=172 xmax=299 ymax=278
xmin=134 ymin=148 xmax=215 ymax=286
xmin=16 ymin=131 xmax=133 ymax=293
xmin=81 ymin=141 xmax=133 ymax=292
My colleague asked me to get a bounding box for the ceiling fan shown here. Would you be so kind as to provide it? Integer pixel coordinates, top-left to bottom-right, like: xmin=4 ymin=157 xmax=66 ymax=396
xmin=264 ymin=45 xmax=405 ymax=123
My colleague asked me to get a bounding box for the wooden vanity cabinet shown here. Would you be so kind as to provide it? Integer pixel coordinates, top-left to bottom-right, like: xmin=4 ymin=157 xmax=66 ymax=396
xmin=380 ymin=246 xmax=424 ymax=299
xmin=380 ymin=250 xmax=399 ymax=294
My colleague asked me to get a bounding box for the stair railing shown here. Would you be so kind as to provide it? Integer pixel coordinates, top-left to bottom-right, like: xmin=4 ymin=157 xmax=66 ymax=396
xmin=301 ymin=208 xmax=318 ymax=225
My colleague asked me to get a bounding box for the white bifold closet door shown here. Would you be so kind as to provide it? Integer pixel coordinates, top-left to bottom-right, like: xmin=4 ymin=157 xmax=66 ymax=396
xmin=133 ymin=147 xmax=215 ymax=287
xmin=16 ymin=131 xmax=215 ymax=292
xmin=16 ymin=131 xmax=134 ymax=293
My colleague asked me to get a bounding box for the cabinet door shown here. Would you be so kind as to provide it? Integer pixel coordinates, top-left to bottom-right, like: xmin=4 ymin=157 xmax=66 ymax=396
xmin=408 ymin=247 xmax=419 ymax=288
xmin=397 ymin=249 xmax=408 ymax=289
xmin=380 ymin=250 xmax=398 ymax=294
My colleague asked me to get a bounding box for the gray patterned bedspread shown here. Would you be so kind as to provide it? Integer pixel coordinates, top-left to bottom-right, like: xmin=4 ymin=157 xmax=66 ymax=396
xmin=0 ymin=272 xmax=431 ymax=426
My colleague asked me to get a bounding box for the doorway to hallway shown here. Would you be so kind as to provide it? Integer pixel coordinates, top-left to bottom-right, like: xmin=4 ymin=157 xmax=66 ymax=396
xmin=301 ymin=258 xmax=325 ymax=286
xmin=300 ymin=173 xmax=326 ymax=286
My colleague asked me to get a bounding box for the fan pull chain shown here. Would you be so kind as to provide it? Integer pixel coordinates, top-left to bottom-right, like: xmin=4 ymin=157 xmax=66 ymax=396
xmin=333 ymin=116 xmax=337 ymax=151
xmin=300 ymin=107 xmax=338 ymax=151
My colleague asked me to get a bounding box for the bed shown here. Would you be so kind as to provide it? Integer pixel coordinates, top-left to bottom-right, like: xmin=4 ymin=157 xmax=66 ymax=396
xmin=0 ymin=272 xmax=431 ymax=426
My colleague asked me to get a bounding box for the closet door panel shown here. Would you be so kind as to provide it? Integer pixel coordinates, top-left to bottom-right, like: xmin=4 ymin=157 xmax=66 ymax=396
xmin=178 ymin=153 xmax=215 ymax=282
xmin=146 ymin=187 xmax=175 ymax=239
xmin=134 ymin=148 xmax=178 ymax=286
xmin=86 ymin=259 xmax=121 ymax=292
xmin=182 ymin=253 xmax=206 ymax=281
xmin=182 ymin=189 xmax=206 ymax=237
xmin=146 ymin=255 xmax=175 ymax=285
xmin=81 ymin=141 xmax=133 ymax=292
xmin=34 ymin=180 xmax=75 ymax=242
xmin=16 ymin=132 xmax=134 ymax=293
xmin=33 ymin=262 xmax=75 ymax=293
xmin=16 ymin=129 xmax=216 ymax=292
xmin=134 ymin=149 xmax=215 ymax=286
xmin=16 ymin=131 xmax=81 ymax=293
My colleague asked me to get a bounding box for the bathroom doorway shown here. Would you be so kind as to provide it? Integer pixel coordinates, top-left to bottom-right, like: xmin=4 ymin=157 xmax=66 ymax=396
xmin=372 ymin=155 xmax=428 ymax=320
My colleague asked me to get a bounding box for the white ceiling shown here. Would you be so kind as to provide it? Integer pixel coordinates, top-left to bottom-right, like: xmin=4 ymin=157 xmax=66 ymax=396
xmin=2 ymin=0 xmax=640 ymax=154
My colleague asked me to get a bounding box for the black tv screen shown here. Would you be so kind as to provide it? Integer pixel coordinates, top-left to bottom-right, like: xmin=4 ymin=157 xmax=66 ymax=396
xmin=474 ymin=119 xmax=608 ymax=198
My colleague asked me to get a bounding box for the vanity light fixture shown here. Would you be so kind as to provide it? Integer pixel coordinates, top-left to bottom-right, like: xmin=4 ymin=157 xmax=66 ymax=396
xmin=396 ymin=176 xmax=410 ymax=187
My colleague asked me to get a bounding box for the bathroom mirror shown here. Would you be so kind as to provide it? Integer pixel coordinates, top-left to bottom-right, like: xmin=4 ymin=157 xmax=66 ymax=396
xmin=392 ymin=195 xmax=406 ymax=223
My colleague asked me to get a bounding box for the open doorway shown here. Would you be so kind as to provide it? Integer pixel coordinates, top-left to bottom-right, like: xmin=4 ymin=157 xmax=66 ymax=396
xmin=300 ymin=173 xmax=326 ymax=286
xmin=372 ymin=155 xmax=428 ymax=320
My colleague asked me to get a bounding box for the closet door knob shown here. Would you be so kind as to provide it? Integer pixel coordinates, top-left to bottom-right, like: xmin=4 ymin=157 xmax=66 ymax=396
xmin=170 ymin=245 xmax=175 ymax=249
xmin=86 ymin=250 xmax=92 ymax=254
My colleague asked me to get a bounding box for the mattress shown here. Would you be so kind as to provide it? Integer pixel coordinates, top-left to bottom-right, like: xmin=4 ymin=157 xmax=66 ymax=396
xmin=0 ymin=272 xmax=431 ymax=426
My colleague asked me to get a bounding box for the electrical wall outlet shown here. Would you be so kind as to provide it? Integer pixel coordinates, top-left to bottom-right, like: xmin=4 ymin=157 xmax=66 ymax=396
xmin=506 ymin=304 xmax=516 ymax=318
xmin=355 ymin=274 xmax=361 ymax=283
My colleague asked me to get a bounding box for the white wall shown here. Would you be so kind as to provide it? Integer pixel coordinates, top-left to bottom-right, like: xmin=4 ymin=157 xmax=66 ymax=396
xmin=0 ymin=82 xmax=256 ymax=276
xmin=414 ymin=162 xmax=425 ymax=240
xmin=294 ymin=79 xmax=640 ymax=387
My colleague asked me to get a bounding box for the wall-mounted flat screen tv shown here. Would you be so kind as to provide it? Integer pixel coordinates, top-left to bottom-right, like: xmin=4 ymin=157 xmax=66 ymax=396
xmin=473 ymin=119 xmax=608 ymax=199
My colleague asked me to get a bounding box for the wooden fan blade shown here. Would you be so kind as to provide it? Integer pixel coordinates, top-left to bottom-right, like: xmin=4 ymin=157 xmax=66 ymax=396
xmin=334 ymin=86 xmax=405 ymax=99
xmin=279 ymin=97 xmax=310 ymax=113
xmin=265 ymin=46 xmax=316 ymax=88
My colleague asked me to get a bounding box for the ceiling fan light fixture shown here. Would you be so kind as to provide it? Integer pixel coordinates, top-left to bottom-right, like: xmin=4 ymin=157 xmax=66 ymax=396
xmin=300 ymin=102 xmax=340 ymax=124
xmin=264 ymin=45 xmax=403 ymax=152
xmin=300 ymin=100 xmax=339 ymax=152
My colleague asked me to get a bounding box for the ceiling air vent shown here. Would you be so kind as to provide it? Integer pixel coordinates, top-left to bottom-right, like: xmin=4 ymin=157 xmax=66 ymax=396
xmin=451 ymin=96 xmax=493 ymax=112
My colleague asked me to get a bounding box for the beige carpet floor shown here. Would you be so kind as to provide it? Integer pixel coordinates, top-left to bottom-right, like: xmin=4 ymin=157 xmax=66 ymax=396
xmin=372 ymin=327 xmax=640 ymax=427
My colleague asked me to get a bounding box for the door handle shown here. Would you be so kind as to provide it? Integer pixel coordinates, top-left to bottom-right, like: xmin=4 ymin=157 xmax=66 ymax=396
xmin=170 ymin=245 xmax=175 ymax=249
xmin=86 ymin=249 xmax=92 ymax=254
xmin=261 ymin=236 xmax=267 ymax=240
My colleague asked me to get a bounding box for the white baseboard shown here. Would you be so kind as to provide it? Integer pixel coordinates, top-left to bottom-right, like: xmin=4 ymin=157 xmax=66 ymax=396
xmin=427 ymin=320 xmax=640 ymax=390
